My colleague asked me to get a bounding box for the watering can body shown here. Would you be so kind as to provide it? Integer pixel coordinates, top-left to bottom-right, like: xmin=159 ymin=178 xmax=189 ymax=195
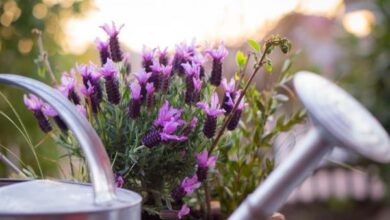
xmin=0 ymin=74 xmax=142 ymax=220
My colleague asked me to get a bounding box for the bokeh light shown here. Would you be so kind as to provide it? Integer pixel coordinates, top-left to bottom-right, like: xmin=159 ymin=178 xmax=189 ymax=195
xmin=64 ymin=0 xmax=344 ymax=54
xmin=342 ymin=10 xmax=375 ymax=37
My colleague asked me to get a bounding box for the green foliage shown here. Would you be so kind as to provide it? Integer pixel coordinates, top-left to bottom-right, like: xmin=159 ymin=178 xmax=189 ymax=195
xmin=235 ymin=50 xmax=247 ymax=68
xmin=215 ymin=53 xmax=306 ymax=217
xmin=248 ymin=39 xmax=261 ymax=53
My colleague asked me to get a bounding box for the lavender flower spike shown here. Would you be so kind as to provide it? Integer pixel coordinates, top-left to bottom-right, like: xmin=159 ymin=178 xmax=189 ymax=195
xmin=77 ymin=62 xmax=103 ymax=103
xmin=42 ymin=104 xmax=68 ymax=132
xmin=100 ymin=22 xmax=124 ymax=62
xmin=154 ymin=101 xmax=184 ymax=128
xmin=196 ymin=150 xmax=217 ymax=181
xmin=95 ymin=38 xmax=110 ymax=65
xmin=142 ymin=46 xmax=155 ymax=73
xmin=58 ymin=70 xmax=80 ymax=105
xmin=115 ymin=173 xmax=125 ymax=188
xmin=160 ymin=64 xmax=173 ymax=93
xmin=100 ymin=59 xmax=121 ymax=104
xmin=171 ymin=175 xmax=201 ymax=202
xmin=193 ymin=77 xmax=202 ymax=103
xmin=160 ymin=120 xmax=187 ymax=142
xmin=182 ymin=62 xmax=200 ymax=104
xmin=158 ymin=47 xmax=169 ymax=65
xmin=134 ymin=68 xmax=152 ymax=101
xmin=221 ymin=77 xmax=237 ymax=114
xmin=145 ymin=83 xmax=155 ymax=109
xmin=205 ymin=42 xmax=228 ymax=86
xmin=227 ymin=95 xmax=247 ymax=130
xmin=178 ymin=204 xmax=190 ymax=219
xmin=197 ymin=93 xmax=225 ymax=138
xmin=149 ymin=60 xmax=161 ymax=90
xmin=24 ymin=94 xmax=52 ymax=133
xmin=80 ymin=82 xmax=99 ymax=114
xmin=128 ymin=82 xmax=142 ymax=119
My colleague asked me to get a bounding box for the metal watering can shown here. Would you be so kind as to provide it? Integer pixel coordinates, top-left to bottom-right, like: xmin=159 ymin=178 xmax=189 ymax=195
xmin=229 ymin=71 xmax=390 ymax=220
xmin=0 ymin=74 xmax=142 ymax=220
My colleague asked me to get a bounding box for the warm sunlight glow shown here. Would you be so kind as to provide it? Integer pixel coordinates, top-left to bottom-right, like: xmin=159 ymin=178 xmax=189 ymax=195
xmin=342 ymin=10 xmax=375 ymax=37
xmin=64 ymin=0 xmax=343 ymax=54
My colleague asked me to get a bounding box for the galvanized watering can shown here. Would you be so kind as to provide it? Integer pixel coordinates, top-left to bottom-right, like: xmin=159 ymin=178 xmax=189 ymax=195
xmin=0 ymin=72 xmax=389 ymax=220
xmin=229 ymin=71 xmax=390 ymax=220
xmin=0 ymin=74 xmax=142 ymax=220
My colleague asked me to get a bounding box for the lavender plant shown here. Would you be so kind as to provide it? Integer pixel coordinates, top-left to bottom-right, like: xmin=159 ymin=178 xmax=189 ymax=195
xmin=25 ymin=22 xmax=295 ymax=219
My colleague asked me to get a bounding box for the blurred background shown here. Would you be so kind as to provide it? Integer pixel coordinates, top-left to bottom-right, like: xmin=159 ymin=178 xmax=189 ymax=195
xmin=0 ymin=0 xmax=389 ymax=219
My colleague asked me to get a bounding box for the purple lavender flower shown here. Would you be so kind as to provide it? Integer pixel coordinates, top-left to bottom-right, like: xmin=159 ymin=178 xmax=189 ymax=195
xmin=143 ymin=120 xmax=186 ymax=148
xmin=95 ymin=38 xmax=110 ymax=65
xmin=160 ymin=120 xmax=187 ymax=142
xmin=100 ymin=59 xmax=120 ymax=105
xmin=77 ymin=63 xmax=103 ymax=103
xmin=115 ymin=173 xmax=125 ymax=188
xmin=182 ymin=62 xmax=200 ymax=104
xmin=227 ymin=96 xmax=247 ymax=130
xmin=149 ymin=60 xmax=161 ymax=91
xmin=100 ymin=22 xmax=124 ymax=62
xmin=154 ymin=101 xmax=184 ymax=128
xmin=142 ymin=125 xmax=161 ymax=148
xmin=134 ymin=68 xmax=152 ymax=102
xmin=193 ymin=77 xmax=202 ymax=103
xmin=58 ymin=70 xmax=80 ymax=105
xmin=122 ymin=52 xmax=132 ymax=74
xmin=42 ymin=104 xmax=68 ymax=132
xmin=80 ymin=82 xmax=100 ymax=114
xmin=145 ymin=83 xmax=155 ymax=109
xmin=173 ymin=42 xmax=196 ymax=75
xmin=160 ymin=64 xmax=173 ymax=93
xmin=128 ymin=82 xmax=142 ymax=119
xmin=143 ymin=102 xmax=186 ymax=147
xmin=178 ymin=204 xmax=190 ymax=219
xmin=142 ymin=46 xmax=155 ymax=73
xmin=24 ymin=94 xmax=52 ymax=133
xmin=158 ymin=47 xmax=169 ymax=65
xmin=221 ymin=78 xmax=236 ymax=114
xmin=197 ymin=93 xmax=225 ymax=138
xmin=171 ymin=175 xmax=201 ymax=202
xmin=191 ymin=53 xmax=206 ymax=78
xmin=196 ymin=150 xmax=217 ymax=181
xmin=205 ymin=42 xmax=228 ymax=86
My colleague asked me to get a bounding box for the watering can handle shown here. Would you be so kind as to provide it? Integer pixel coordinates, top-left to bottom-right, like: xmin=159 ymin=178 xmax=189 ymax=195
xmin=0 ymin=74 xmax=116 ymax=205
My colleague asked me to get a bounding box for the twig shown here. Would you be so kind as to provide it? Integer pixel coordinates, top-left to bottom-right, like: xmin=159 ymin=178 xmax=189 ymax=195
xmin=32 ymin=29 xmax=58 ymax=85
xmin=204 ymin=182 xmax=212 ymax=220
xmin=208 ymin=44 xmax=271 ymax=155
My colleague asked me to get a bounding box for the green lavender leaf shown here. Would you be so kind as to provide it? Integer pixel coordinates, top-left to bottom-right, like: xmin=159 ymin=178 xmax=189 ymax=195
xmin=248 ymin=39 xmax=260 ymax=52
xmin=235 ymin=50 xmax=247 ymax=68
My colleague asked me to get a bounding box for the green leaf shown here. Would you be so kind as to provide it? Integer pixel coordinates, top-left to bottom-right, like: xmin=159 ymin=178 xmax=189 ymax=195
xmin=235 ymin=50 xmax=247 ymax=68
xmin=281 ymin=59 xmax=291 ymax=74
xmin=265 ymin=60 xmax=272 ymax=74
xmin=37 ymin=66 xmax=46 ymax=78
xmin=248 ymin=39 xmax=260 ymax=52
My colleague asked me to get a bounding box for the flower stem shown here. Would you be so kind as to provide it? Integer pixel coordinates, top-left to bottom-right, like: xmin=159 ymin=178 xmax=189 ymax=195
xmin=204 ymin=181 xmax=212 ymax=220
xmin=208 ymin=44 xmax=270 ymax=155
xmin=32 ymin=29 xmax=58 ymax=86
